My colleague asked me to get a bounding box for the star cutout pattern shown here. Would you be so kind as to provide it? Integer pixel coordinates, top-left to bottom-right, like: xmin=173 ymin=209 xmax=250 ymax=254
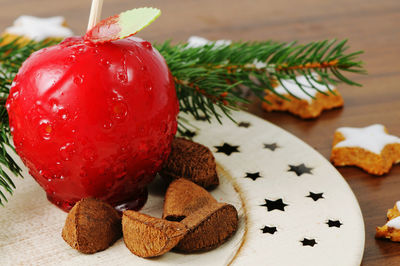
xmin=261 ymin=226 xmax=277 ymax=234
xmin=301 ymin=238 xmax=317 ymax=247
xmin=264 ymin=143 xmax=279 ymax=151
xmin=327 ymin=220 xmax=342 ymax=228
xmin=261 ymin=198 xmax=288 ymax=212
xmin=181 ymin=130 xmax=196 ymax=138
xmin=215 ymin=143 xmax=239 ymax=156
xmin=288 ymin=163 xmax=313 ymax=176
xmin=5 ymin=15 xmax=73 ymax=42
xmin=238 ymin=121 xmax=251 ymax=128
xmin=306 ymin=192 xmax=324 ymax=201
xmin=245 ymin=172 xmax=262 ymax=181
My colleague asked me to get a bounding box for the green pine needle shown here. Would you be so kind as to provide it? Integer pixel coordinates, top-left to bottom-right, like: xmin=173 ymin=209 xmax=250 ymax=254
xmin=0 ymin=37 xmax=365 ymax=205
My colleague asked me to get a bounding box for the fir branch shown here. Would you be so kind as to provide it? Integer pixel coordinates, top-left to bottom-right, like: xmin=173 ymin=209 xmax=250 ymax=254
xmin=0 ymin=37 xmax=365 ymax=205
xmin=154 ymin=39 xmax=365 ymax=123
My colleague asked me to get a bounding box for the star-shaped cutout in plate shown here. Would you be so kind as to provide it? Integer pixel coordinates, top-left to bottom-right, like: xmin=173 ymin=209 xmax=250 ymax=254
xmin=264 ymin=143 xmax=279 ymax=151
xmin=261 ymin=226 xmax=277 ymax=234
xmin=327 ymin=220 xmax=342 ymax=228
xmin=5 ymin=15 xmax=73 ymax=42
xmin=306 ymin=192 xmax=324 ymax=201
xmin=244 ymin=172 xmax=262 ymax=181
xmin=301 ymin=238 xmax=317 ymax=247
xmin=260 ymin=198 xmax=288 ymax=212
xmin=238 ymin=121 xmax=251 ymax=128
xmin=215 ymin=143 xmax=240 ymax=156
xmin=288 ymin=163 xmax=313 ymax=176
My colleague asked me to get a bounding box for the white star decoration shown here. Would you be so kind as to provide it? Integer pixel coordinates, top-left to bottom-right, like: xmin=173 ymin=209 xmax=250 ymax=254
xmin=334 ymin=124 xmax=400 ymax=154
xmin=5 ymin=16 xmax=73 ymax=42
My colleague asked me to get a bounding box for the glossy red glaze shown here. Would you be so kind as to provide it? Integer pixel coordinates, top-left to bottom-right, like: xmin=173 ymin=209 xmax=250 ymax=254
xmin=6 ymin=36 xmax=179 ymax=212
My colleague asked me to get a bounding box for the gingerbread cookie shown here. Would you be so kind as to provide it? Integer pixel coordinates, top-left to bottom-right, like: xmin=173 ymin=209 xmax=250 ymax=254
xmin=331 ymin=124 xmax=400 ymax=175
xmin=376 ymin=201 xmax=400 ymax=242
xmin=262 ymin=74 xmax=343 ymax=119
xmin=2 ymin=15 xmax=73 ymax=44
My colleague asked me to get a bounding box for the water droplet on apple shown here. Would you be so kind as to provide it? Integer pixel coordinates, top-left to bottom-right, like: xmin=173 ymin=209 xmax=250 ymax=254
xmin=142 ymin=41 xmax=152 ymax=50
xmin=83 ymin=148 xmax=97 ymax=162
xmin=144 ymin=81 xmax=153 ymax=92
xmin=117 ymin=71 xmax=128 ymax=83
xmin=67 ymin=54 xmax=76 ymax=63
xmin=10 ymin=126 xmax=14 ymax=133
xmin=103 ymin=120 xmax=113 ymax=129
xmin=100 ymin=58 xmax=110 ymax=67
xmin=113 ymin=163 xmax=127 ymax=179
xmin=60 ymin=142 xmax=76 ymax=161
xmin=112 ymin=101 xmax=128 ymax=120
xmin=79 ymin=169 xmax=87 ymax=177
xmin=39 ymin=119 xmax=53 ymax=140
xmin=74 ymin=75 xmax=84 ymax=85
xmin=139 ymin=143 xmax=148 ymax=152
xmin=11 ymin=91 xmax=19 ymax=99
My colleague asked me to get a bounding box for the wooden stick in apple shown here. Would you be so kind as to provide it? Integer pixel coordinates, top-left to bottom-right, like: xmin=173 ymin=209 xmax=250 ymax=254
xmin=87 ymin=0 xmax=104 ymax=31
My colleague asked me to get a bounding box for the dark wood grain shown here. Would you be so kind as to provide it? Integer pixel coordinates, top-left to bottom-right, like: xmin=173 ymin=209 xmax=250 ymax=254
xmin=1 ymin=0 xmax=400 ymax=264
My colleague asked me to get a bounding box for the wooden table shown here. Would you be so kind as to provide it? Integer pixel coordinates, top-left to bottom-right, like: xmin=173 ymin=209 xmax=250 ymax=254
xmin=1 ymin=0 xmax=399 ymax=265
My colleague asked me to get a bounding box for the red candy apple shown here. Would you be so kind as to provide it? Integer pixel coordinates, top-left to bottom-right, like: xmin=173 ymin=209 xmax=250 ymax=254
xmin=6 ymin=35 xmax=179 ymax=211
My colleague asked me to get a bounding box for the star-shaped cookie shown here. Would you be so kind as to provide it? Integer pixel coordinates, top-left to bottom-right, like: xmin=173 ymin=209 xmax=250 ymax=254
xmin=331 ymin=124 xmax=400 ymax=175
xmin=3 ymin=15 xmax=73 ymax=43
xmin=262 ymin=74 xmax=343 ymax=119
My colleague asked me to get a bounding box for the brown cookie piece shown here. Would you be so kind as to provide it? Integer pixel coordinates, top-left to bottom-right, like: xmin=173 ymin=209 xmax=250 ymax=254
xmin=122 ymin=211 xmax=188 ymax=258
xmin=163 ymin=178 xmax=217 ymax=221
xmin=62 ymin=198 xmax=122 ymax=254
xmin=176 ymin=202 xmax=238 ymax=252
xmin=161 ymin=138 xmax=219 ymax=189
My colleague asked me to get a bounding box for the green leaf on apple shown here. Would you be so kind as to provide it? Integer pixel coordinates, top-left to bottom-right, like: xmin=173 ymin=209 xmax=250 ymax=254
xmin=84 ymin=7 xmax=161 ymax=44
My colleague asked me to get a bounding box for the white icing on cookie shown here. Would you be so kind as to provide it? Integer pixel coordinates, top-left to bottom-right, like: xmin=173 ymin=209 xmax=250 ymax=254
xmin=334 ymin=124 xmax=400 ymax=154
xmin=387 ymin=216 xmax=400 ymax=229
xmin=187 ymin=36 xmax=231 ymax=49
xmin=274 ymin=74 xmax=334 ymax=103
xmin=5 ymin=16 xmax=73 ymax=41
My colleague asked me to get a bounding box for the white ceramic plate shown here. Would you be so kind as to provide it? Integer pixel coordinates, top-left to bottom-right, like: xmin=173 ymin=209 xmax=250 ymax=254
xmin=0 ymin=110 xmax=364 ymax=265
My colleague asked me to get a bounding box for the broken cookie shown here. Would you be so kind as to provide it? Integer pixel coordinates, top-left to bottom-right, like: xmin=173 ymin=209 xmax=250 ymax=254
xmin=62 ymin=198 xmax=122 ymax=254
xmin=376 ymin=201 xmax=400 ymax=242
